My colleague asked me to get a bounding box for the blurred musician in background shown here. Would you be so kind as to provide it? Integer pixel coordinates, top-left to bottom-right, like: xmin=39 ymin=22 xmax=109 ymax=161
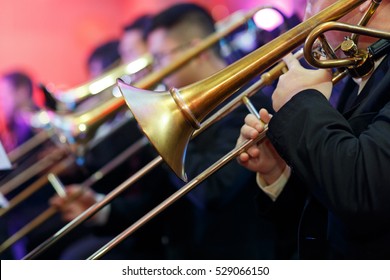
xmin=87 ymin=40 xmax=121 ymax=79
xmin=48 ymin=14 xmax=175 ymax=260
xmin=236 ymin=0 xmax=390 ymax=259
xmin=119 ymin=15 xmax=151 ymax=64
xmin=143 ymin=2 xmax=301 ymax=259
xmin=0 ymin=71 xmax=77 ymax=260
xmin=0 ymin=71 xmax=37 ymax=154
xmin=74 ymin=39 xmax=121 ymax=113
xmin=0 ymin=71 xmax=38 ymax=259
xmin=48 ymin=2 xmax=302 ymax=260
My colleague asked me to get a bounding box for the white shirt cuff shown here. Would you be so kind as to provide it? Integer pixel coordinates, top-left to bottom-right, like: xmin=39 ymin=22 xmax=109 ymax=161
xmin=256 ymin=165 xmax=291 ymax=201
xmin=0 ymin=192 xmax=9 ymax=208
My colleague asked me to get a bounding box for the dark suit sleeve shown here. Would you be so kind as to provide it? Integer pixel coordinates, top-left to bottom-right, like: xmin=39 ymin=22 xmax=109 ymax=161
xmin=267 ymin=90 xmax=390 ymax=225
xmin=256 ymin=171 xmax=306 ymax=221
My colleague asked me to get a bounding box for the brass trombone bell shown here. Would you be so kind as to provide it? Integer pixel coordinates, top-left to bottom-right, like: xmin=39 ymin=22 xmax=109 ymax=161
xmin=119 ymin=0 xmax=368 ymax=181
xmin=22 ymin=45 xmax=296 ymax=260
xmin=45 ymin=6 xmax=265 ymax=152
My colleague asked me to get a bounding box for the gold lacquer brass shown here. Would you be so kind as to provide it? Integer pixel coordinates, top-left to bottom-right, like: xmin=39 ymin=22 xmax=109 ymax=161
xmin=119 ymin=0 xmax=368 ymax=181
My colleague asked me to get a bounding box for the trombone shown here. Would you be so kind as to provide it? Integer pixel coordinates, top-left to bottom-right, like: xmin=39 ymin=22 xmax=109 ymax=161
xmin=0 ymin=144 xmax=69 ymax=198
xmin=0 ymin=44 xmax=151 ymax=200
xmin=21 ymin=8 xmax=263 ymax=259
xmin=0 ymin=115 xmax=61 ymax=196
xmin=0 ymin=53 xmax=152 ymax=195
xmin=0 ymin=151 xmax=73 ymax=218
xmin=120 ymin=0 xmax=387 ymax=181
xmin=0 ymin=43 xmax=150 ymax=215
xmin=0 ymin=112 xmax=139 ymax=218
xmin=47 ymin=7 xmax=263 ymax=151
xmin=42 ymin=54 xmax=153 ymax=111
xmin=0 ymin=136 xmax=149 ymax=255
xmin=7 ymin=129 xmax=53 ymax=164
xmin=87 ymin=0 xmax=390 ymax=259
xmin=14 ymin=5 xmax=260 ymax=210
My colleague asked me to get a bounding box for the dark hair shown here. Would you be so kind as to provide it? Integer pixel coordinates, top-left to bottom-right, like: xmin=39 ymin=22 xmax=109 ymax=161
xmin=87 ymin=40 xmax=120 ymax=70
xmin=3 ymin=71 xmax=33 ymax=97
xmin=123 ymin=14 xmax=153 ymax=41
xmin=147 ymin=3 xmax=220 ymax=56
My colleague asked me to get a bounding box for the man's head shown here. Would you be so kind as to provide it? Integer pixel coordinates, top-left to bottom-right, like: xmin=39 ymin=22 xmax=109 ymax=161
xmin=87 ymin=40 xmax=120 ymax=78
xmin=146 ymin=3 xmax=224 ymax=88
xmin=119 ymin=15 xmax=151 ymax=63
xmin=0 ymin=71 xmax=34 ymax=120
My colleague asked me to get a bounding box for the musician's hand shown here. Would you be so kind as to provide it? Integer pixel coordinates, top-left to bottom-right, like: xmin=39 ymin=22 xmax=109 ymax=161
xmin=236 ymin=109 xmax=286 ymax=185
xmin=49 ymin=184 xmax=97 ymax=222
xmin=272 ymin=53 xmax=333 ymax=112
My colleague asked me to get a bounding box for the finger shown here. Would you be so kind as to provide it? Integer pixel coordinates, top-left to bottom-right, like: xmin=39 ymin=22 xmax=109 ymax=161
xmin=240 ymin=123 xmax=258 ymax=140
xmin=244 ymin=114 xmax=264 ymax=132
xmin=49 ymin=196 xmax=65 ymax=207
xmin=282 ymin=53 xmax=301 ymax=70
xmin=259 ymin=109 xmax=272 ymax=124
xmin=237 ymin=152 xmax=250 ymax=164
xmin=63 ymin=212 xmax=74 ymax=222
xmin=66 ymin=185 xmax=84 ymax=197
xmin=321 ymin=68 xmax=333 ymax=80
xmin=246 ymin=144 xmax=260 ymax=158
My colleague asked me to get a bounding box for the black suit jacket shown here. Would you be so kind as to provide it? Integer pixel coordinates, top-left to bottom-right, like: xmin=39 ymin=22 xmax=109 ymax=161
xmin=265 ymin=53 xmax=390 ymax=259
xmin=167 ymin=88 xmax=301 ymax=260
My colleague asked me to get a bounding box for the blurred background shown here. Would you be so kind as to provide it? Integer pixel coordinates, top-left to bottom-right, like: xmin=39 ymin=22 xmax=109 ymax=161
xmin=0 ymin=0 xmax=306 ymax=104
